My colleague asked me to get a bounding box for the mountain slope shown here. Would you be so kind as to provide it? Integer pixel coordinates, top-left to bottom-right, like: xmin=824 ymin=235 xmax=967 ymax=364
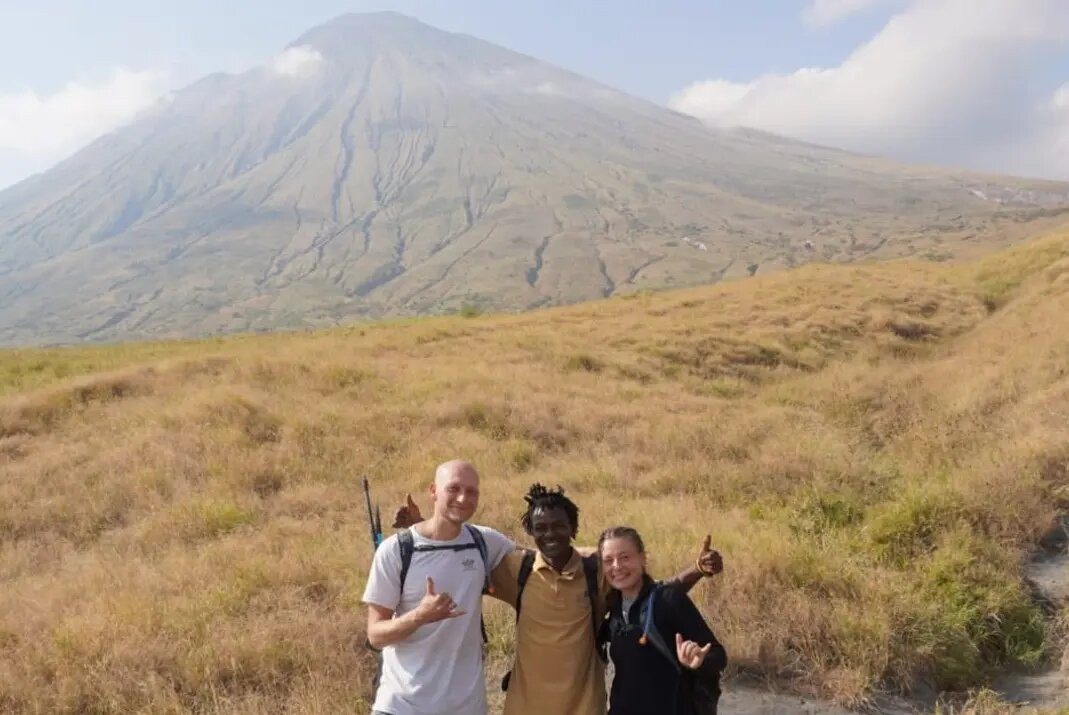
xmin=1 ymin=12 xmax=1068 ymax=346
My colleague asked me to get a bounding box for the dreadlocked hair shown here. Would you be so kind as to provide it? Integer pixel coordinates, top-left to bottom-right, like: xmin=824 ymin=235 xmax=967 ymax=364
xmin=521 ymin=483 xmax=580 ymax=534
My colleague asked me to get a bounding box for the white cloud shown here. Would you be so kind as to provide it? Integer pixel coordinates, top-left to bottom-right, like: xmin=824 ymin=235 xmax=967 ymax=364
xmin=985 ymin=81 xmax=1069 ymax=179
xmin=269 ymin=45 xmax=324 ymax=78
xmin=0 ymin=68 xmax=168 ymax=179
xmin=804 ymin=0 xmax=887 ymax=27
xmin=1053 ymin=82 xmax=1069 ymax=112
xmin=669 ymin=79 xmax=752 ymax=119
xmin=671 ymin=0 xmax=1069 ymax=179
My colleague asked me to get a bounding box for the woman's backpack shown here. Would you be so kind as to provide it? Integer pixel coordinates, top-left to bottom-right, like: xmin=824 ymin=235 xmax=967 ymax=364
xmin=637 ymin=585 xmax=721 ymax=715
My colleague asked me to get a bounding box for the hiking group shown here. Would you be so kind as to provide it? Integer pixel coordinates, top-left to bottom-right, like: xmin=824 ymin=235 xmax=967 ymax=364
xmin=363 ymin=459 xmax=726 ymax=715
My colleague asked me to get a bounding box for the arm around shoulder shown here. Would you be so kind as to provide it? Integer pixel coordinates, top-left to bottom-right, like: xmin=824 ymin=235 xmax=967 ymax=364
xmin=472 ymin=524 xmax=516 ymax=568
xmin=665 ymin=535 xmax=723 ymax=595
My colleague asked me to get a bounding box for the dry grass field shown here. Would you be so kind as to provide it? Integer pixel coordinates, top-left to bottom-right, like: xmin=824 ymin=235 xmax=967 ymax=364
xmin=2 ymin=226 xmax=1068 ymax=713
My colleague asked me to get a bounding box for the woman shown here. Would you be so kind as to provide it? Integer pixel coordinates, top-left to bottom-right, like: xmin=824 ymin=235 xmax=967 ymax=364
xmin=598 ymin=526 xmax=726 ymax=715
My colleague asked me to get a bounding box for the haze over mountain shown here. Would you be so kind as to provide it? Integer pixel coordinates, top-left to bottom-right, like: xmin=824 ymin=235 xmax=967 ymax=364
xmin=2 ymin=11 xmax=1068 ymax=346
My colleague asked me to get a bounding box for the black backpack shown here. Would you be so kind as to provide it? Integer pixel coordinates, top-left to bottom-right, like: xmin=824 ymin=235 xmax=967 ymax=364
xmin=396 ymin=524 xmax=493 ymax=617
xmin=369 ymin=525 xmax=494 ymax=690
xmin=500 ymin=548 xmax=600 ymax=691
xmin=637 ymin=584 xmax=721 ymax=715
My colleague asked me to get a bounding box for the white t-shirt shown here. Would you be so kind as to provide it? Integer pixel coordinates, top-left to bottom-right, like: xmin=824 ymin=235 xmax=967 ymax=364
xmin=363 ymin=524 xmax=514 ymax=715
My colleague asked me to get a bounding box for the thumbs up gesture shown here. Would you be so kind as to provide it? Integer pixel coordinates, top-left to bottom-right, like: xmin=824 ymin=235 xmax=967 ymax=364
xmin=675 ymin=633 xmax=714 ymax=670
xmin=412 ymin=577 xmax=466 ymax=625
xmin=696 ymin=535 xmax=723 ymax=577
xmin=392 ymin=494 xmax=423 ymax=528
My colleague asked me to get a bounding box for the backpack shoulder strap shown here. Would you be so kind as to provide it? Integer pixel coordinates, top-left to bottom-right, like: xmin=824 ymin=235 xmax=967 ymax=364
xmin=396 ymin=529 xmax=415 ymax=595
xmin=640 ymin=585 xmax=681 ymax=673
xmin=463 ymin=524 xmax=493 ymax=594
xmin=581 ymin=553 xmax=600 ymax=638
xmin=501 ymin=549 xmax=537 ymax=693
xmin=514 ymin=549 xmax=536 ymax=621
xmin=463 ymin=525 xmax=494 ymax=646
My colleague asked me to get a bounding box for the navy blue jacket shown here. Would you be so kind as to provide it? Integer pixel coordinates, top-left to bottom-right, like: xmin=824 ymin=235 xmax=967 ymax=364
xmin=600 ymin=577 xmax=726 ymax=715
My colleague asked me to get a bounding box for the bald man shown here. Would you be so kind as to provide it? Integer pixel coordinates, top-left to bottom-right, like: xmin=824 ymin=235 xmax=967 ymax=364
xmin=363 ymin=460 xmax=514 ymax=715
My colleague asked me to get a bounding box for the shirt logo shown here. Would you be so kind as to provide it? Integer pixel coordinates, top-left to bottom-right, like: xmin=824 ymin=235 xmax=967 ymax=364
xmin=461 ymin=557 xmax=477 ymax=571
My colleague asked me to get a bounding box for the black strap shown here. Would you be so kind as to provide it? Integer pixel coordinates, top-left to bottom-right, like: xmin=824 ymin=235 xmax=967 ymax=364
xmin=411 ymin=542 xmax=482 ymax=552
xmin=397 ymin=526 xmax=492 ymax=594
xmin=463 ymin=524 xmax=493 ymax=596
xmin=514 ymin=549 xmax=537 ymax=622
xmin=396 ymin=526 xmax=493 ymax=644
xmin=397 ymin=529 xmax=415 ymax=595
xmin=463 ymin=524 xmax=493 ymax=645
xmin=638 ymin=586 xmax=722 ymax=714
xmin=581 ymin=554 xmax=600 ymax=639
xmin=503 ymin=549 xmax=536 ymax=692
xmin=514 ymin=550 xmax=599 ymax=636
xmin=639 ymin=585 xmax=680 ymax=672
xmin=503 ymin=549 xmax=602 ymax=691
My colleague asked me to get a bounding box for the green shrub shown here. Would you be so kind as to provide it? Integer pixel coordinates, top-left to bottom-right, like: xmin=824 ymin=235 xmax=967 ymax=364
xmin=868 ymin=486 xmax=961 ymax=564
xmin=903 ymin=531 xmax=1045 ymax=689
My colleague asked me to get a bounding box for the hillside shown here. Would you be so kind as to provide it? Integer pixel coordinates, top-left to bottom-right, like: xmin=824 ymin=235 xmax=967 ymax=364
xmin=1 ymin=224 xmax=1068 ymax=713
xmin=3 ymin=12 xmax=1069 ymax=347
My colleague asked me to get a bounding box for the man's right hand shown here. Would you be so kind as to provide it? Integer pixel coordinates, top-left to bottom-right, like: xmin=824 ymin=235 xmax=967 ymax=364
xmin=411 ymin=577 xmax=466 ymax=625
xmin=697 ymin=535 xmax=723 ymax=577
xmin=392 ymin=494 xmax=423 ymax=528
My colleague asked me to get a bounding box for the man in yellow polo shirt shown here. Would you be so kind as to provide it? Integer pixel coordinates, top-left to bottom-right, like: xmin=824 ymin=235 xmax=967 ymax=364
xmin=393 ymin=484 xmax=721 ymax=715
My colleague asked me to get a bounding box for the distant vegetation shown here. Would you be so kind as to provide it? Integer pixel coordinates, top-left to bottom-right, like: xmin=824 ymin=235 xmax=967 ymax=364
xmin=1 ymin=227 xmax=1068 ymax=713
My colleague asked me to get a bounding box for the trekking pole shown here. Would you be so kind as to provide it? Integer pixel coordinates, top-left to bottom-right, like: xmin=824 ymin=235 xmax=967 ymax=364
xmin=362 ymin=475 xmax=383 ymax=548
xmin=361 ymin=476 xmax=385 ymax=667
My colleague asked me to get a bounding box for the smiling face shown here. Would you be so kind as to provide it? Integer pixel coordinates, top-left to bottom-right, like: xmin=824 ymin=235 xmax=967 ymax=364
xmin=528 ymin=505 xmax=576 ymax=564
xmin=599 ymin=536 xmax=647 ymax=595
xmin=430 ymin=461 xmax=480 ymax=525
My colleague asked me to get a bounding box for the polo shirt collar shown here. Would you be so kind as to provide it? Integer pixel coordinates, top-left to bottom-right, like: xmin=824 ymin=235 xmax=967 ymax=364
xmin=533 ymin=546 xmax=581 ymax=576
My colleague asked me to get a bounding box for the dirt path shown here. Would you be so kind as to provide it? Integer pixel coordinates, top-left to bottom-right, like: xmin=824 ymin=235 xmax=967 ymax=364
xmin=717 ymin=684 xmax=918 ymax=714
xmin=718 ymin=687 xmax=859 ymax=714
xmin=992 ymin=548 xmax=1069 ymax=712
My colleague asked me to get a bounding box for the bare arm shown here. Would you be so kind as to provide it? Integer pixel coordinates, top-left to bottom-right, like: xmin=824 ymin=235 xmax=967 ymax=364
xmin=367 ymin=603 xmax=426 ymax=649
xmin=369 ymin=602 xmax=423 ymax=645
xmin=665 ymin=535 xmax=723 ymax=594
xmin=666 ymin=567 xmax=703 ymax=594
xmin=366 ymin=576 xmax=466 ymax=649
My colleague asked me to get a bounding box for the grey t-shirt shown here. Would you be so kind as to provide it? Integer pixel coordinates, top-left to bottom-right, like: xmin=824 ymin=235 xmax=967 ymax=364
xmin=363 ymin=524 xmax=514 ymax=715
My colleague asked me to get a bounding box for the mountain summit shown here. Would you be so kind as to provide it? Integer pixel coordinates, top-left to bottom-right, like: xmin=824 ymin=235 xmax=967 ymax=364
xmin=1 ymin=12 xmax=1067 ymax=345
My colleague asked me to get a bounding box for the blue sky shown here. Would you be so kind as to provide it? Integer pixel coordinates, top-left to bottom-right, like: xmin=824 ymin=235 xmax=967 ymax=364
xmin=0 ymin=1 xmax=894 ymax=101
xmin=1 ymin=0 xmax=1067 ymax=187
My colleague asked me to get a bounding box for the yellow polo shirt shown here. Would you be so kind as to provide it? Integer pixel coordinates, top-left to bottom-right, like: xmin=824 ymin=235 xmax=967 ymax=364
xmin=491 ymin=547 xmax=611 ymax=715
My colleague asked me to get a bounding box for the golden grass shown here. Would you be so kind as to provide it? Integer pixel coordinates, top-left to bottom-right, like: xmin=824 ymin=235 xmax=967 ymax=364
xmin=934 ymin=689 xmax=1069 ymax=715
xmin=1 ymin=226 xmax=1069 ymax=713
